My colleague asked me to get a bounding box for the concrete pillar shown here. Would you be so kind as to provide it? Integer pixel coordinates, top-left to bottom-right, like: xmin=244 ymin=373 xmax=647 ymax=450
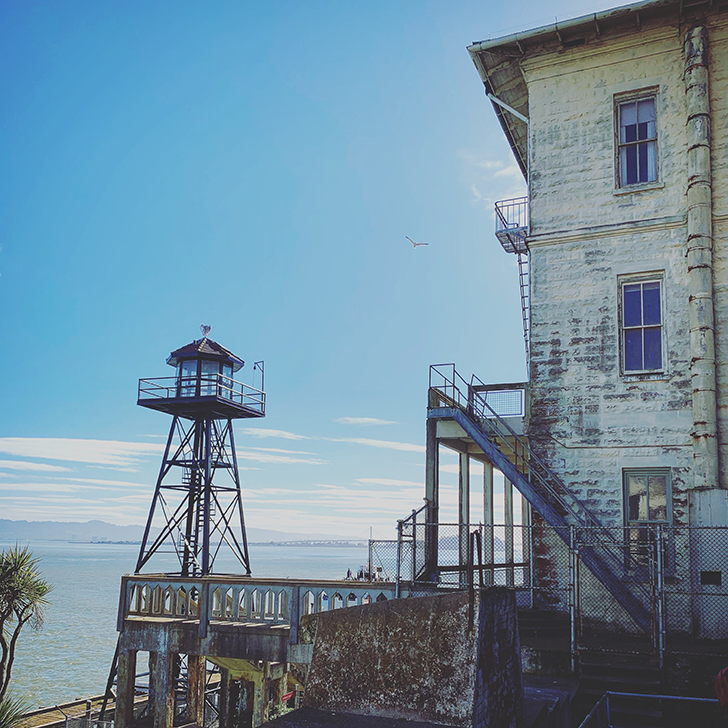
xmin=187 ymin=655 xmax=206 ymax=726
xmin=504 ymin=479 xmax=514 ymax=586
xmin=483 ymin=460 xmax=494 ymax=586
xmin=459 ymin=452 xmax=471 ymax=585
xmin=425 ymin=418 xmax=439 ymax=577
xmin=219 ymin=669 xmax=231 ymax=728
xmin=685 ymin=26 xmax=720 ymax=490
xmin=151 ymin=650 xmax=176 ymax=728
xmin=115 ymin=649 xmax=137 ymax=728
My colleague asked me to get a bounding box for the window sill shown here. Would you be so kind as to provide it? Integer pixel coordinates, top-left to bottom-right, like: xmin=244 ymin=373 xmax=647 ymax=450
xmin=621 ymin=371 xmax=668 ymax=382
xmin=613 ymin=181 xmax=665 ymax=196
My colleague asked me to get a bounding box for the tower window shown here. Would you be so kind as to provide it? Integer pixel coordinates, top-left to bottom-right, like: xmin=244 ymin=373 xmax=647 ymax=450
xmin=617 ymin=96 xmax=658 ymax=186
xmin=622 ymin=278 xmax=663 ymax=373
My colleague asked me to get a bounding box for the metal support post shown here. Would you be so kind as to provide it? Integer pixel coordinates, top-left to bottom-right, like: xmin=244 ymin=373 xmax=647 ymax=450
xmin=411 ymin=508 xmax=417 ymax=582
xmin=522 ymin=494 xmax=533 ymax=607
xmin=483 ymin=460 xmax=494 ymax=586
xmin=504 ymin=478 xmax=514 ymax=586
xmin=568 ymin=525 xmax=577 ymax=674
xmin=654 ymin=524 xmax=665 ymax=671
xmin=395 ymin=520 xmax=403 ymax=598
xmin=368 ymin=538 xmax=373 ymax=582
xmin=424 ymin=418 xmax=439 ymax=580
xmin=459 ymin=453 xmax=471 ymax=587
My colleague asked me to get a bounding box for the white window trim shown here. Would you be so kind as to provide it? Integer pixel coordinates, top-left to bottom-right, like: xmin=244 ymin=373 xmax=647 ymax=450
xmin=614 ymin=88 xmax=660 ymax=190
xmin=618 ymin=273 xmax=666 ymax=376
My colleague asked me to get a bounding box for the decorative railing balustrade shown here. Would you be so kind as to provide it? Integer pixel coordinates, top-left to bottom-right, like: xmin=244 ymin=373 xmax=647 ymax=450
xmin=138 ymin=375 xmax=265 ymax=415
xmin=119 ymin=575 xmax=401 ymax=640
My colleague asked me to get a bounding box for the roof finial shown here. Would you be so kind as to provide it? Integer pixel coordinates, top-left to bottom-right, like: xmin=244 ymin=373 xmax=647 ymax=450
xmin=201 ymin=324 xmax=211 ymax=340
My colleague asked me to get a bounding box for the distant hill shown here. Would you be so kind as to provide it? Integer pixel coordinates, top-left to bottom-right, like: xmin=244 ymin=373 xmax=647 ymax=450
xmin=0 ymin=519 xmax=353 ymax=544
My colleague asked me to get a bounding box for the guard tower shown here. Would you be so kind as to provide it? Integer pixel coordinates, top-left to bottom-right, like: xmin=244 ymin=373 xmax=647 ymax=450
xmin=135 ymin=327 xmax=265 ymax=576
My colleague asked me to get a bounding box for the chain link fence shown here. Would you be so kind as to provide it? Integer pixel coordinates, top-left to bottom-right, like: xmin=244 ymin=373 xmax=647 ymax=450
xmin=371 ymin=521 xmax=728 ymax=659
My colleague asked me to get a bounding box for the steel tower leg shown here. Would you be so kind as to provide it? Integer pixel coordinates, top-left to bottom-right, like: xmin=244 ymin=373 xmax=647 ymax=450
xmin=135 ymin=416 xmax=252 ymax=576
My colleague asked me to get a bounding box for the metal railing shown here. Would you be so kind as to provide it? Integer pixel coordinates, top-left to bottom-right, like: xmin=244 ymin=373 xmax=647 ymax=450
xmin=495 ymin=196 xmax=529 ymax=254
xmin=578 ymin=692 xmax=721 ymax=728
xmin=138 ymin=375 xmax=266 ymax=414
xmin=429 ymin=365 xmax=601 ymax=531
xmin=374 ymin=519 xmax=728 ymax=667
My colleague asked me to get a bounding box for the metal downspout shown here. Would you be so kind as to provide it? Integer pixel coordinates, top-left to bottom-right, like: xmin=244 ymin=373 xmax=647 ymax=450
xmin=684 ymin=27 xmax=720 ymax=490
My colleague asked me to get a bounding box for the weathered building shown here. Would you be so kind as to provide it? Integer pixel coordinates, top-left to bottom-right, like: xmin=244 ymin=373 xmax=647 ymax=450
xmin=469 ymin=0 xmax=728 ymax=533
xmin=372 ymin=0 xmax=728 ymax=706
xmin=436 ymin=0 xmax=728 ymax=679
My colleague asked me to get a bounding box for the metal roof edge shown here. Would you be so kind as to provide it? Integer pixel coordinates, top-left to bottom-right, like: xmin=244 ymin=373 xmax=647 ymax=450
xmin=467 ymin=0 xmax=678 ymax=54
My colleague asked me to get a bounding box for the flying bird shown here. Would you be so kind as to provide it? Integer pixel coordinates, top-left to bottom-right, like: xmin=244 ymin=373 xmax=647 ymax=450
xmin=406 ymin=236 xmax=429 ymax=248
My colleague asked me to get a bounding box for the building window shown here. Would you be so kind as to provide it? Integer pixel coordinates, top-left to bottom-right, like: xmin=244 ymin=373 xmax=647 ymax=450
xmin=624 ymin=468 xmax=672 ymax=569
xmin=617 ymin=96 xmax=657 ymax=186
xmin=622 ymin=279 xmax=663 ymax=373
xmin=624 ymin=469 xmax=670 ymax=524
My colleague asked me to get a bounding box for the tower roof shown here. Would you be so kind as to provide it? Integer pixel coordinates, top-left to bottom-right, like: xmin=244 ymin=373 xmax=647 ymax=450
xmin=166 ymin=337 xmax=245 ymax=372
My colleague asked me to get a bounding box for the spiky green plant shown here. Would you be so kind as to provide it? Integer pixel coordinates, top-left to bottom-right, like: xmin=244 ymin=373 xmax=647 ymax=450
xmin=0 ymin=546 xmax=51 ymax=703
xmin=0 ymin=697 xmax=27 ymax=728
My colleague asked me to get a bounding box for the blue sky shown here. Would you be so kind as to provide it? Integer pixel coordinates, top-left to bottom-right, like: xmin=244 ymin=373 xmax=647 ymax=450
xmin=0 ymin=0 xmax=615 ymax=539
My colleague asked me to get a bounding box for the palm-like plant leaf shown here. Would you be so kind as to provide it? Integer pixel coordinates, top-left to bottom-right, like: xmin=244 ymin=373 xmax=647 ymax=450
xmin=0 ymin=697 xmax=27 ymax=728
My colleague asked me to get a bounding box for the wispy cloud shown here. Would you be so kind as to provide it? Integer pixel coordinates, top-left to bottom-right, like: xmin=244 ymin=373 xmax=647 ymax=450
xmin=334 ymin=417 xmax=397 ymax=426
xmin=0 ymin=438 xmax=163 ymax=468
xmin=355 ymin=477 xmax=422 ymax=487
xmin=237 ymin=451 xmax=326 ymax=465
xmin=0 ymin=460 xmax=71 ymax=472
xmin=241 ymin=446 xmax=315 ymax=455
xmin=238 ymin=428 xmax=310 ymax=441
xmin=326 ymin=437 xmax=425 ymax=453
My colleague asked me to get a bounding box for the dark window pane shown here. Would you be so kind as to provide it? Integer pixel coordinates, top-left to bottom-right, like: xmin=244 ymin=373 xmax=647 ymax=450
xmin=637 ymin=121 xmax=650 ymax=141
xmin=644 ymin=327 xmax=662 ymax=369
xmin=642 ymin=282 xmax=661 ymax=325
xmin=638 ymin=142 xmax=649 ymax=182
xmin=625 ymin=329 xmax=643 ymax=370
xmin=625 ymin=145 xmax=638 ymax=184
xmin=624 ymin=285 xmax=642 ymax=326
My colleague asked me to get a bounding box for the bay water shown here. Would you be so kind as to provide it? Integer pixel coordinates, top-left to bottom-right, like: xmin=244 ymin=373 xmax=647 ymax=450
xmin=1 ymin=540 xmax=368 ymax=709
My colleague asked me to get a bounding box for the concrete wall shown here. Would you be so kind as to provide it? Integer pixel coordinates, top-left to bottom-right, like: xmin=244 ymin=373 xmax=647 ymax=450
xmin=302 ymin=588 xmax=522 ymax=728
xmin=520 ymin=15 xmax=728 ymax=524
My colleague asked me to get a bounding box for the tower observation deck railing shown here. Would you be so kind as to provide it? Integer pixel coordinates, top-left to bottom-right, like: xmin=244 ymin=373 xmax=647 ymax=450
xmin=138 ymin=375 xmax=266 ymax=415
xmin=495 ymin=196 xmax=529 ymax=254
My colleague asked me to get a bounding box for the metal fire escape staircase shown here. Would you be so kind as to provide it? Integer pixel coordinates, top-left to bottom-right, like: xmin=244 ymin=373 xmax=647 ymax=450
xmin=428 ymin=366 xmax=653 ymax=634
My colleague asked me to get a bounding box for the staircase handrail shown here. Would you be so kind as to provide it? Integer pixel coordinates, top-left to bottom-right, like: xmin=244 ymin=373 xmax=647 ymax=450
xmin=430 ymin=364 xmax=593 ymax=527
xmin=428 ymin=365 xmax=650 ymax=581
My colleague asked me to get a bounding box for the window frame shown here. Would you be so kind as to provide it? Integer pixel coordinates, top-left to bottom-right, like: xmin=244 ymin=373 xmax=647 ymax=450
xmin=619 ymin=274 xmax=665 ymax=376
xmin=623 ymin=468 xmax=672 ymax=526
xmin=614 ymin=89 xmax=660 ymax=189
